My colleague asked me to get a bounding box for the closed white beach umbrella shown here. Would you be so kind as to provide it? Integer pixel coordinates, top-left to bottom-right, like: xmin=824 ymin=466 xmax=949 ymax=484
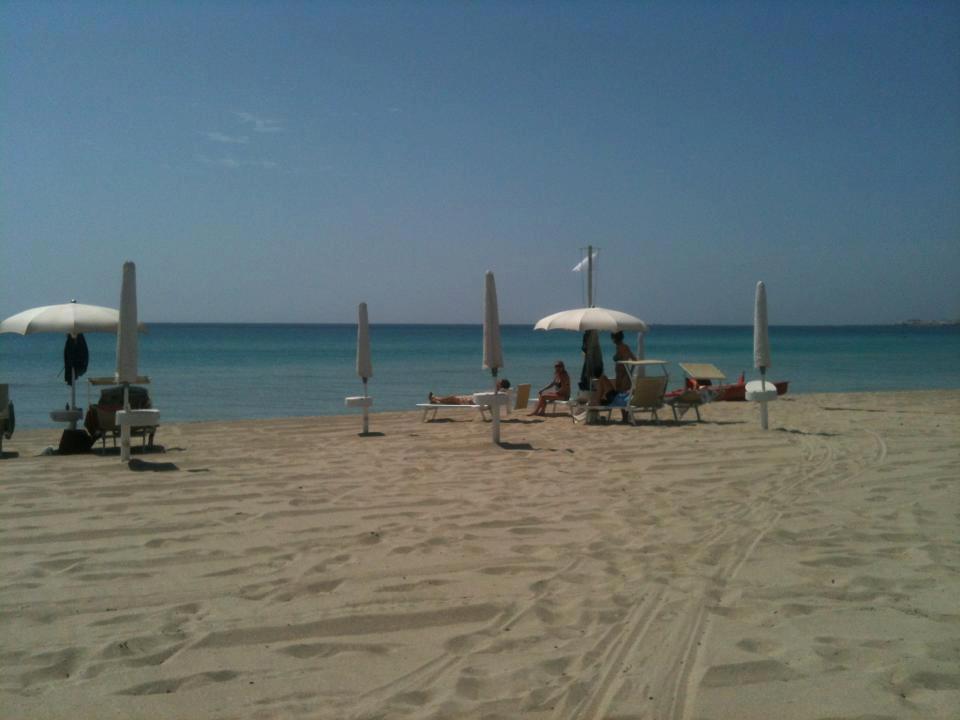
xmin=534 ymin=307 xmax=648 ymax=333
xmin=753 ymin=281 xmax=771 ymax=375
xmin=479 ymin=271 xmax=507 ymax=444
xmin=483 ymin=271 xmax=504 ymax=381
xmin=115 ymin=261 xmax=141 ymax=461
xmin=750 ymin=281 xmax=776 ymax=430
xmin=356 ymin=302 xmax=372 ymax=383
xmin=345 ymin=302 xmax=375 ymax=435
xmin=116 ymin=262 xmax=139 ymax=384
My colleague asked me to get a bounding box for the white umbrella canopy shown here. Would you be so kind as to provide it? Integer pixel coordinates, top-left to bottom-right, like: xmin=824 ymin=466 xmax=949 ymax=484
xmin=1 ymin=297 xmax=146 ymax=427
xmin=0 ymin=302 xmax=121 ymax=335
xmin=534 ymin=306 xmax=648 ymax=333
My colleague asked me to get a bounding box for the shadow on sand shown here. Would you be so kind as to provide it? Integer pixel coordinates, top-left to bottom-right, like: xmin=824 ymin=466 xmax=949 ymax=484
xmin=92 ymin=445 xmax=167 ymax=458
xmin=775 ymin=427 xmax=837 ymax=437
xmin=128 ymin=458 xmax=180 ymax=472
xmin=497 ymin=441 xmax=535 ymax=451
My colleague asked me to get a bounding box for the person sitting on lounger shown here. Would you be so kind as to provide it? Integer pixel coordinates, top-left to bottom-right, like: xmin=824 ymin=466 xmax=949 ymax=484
xmin=529 ymin=361 xmax=571 ymax=416
xmin=591 ymin=374 xmax=630 ymax=407
xmin=429 ymin=378 xmax=510 ymax=405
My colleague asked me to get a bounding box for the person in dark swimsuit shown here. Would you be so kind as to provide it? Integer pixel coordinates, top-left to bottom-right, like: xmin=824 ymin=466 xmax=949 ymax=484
xmin=529 ymin=361 xmax=572 ymax=416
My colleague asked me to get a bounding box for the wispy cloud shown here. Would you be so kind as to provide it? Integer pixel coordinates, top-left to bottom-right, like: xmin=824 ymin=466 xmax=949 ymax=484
xmin=204 ymin=131 xmax=249 ymax=144
xmin=234 ymin=111 xmax=284 ymax=133
xmin=195 ymin=154 xmax=278 ymax=170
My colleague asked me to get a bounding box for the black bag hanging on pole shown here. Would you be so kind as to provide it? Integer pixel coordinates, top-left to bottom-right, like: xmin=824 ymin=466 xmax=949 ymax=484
xmin=63 ymin=334 xmax=90 ymax=386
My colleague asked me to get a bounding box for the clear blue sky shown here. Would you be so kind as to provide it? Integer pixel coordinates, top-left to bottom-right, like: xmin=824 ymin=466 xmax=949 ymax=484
xmin=2 ymin=1 xmax=958 ymax=325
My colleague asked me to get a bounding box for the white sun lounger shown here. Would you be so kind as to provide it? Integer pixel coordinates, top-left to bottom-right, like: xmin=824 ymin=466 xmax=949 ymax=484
xmin=416 ymin=385 xmax=530 ymax=423
xmin=416 ymin=402 xmax=492 ymax=423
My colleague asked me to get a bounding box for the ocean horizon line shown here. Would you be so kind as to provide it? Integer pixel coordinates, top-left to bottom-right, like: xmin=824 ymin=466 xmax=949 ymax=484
xmin=135 ymin=321 xmax=958 ymax=329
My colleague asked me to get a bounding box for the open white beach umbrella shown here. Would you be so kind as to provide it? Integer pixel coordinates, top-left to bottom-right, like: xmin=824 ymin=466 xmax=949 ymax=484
xmin=0 ymin=302 xmax=121 ymax=335
xmin=1 ymin=300 xmax=145 ymax=425
xmin=534 ymin=307 xmax=648 ymax=333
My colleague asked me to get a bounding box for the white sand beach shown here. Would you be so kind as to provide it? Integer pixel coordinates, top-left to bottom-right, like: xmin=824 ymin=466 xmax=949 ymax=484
xmin=1 ymin=390 xmax=958 ymax=719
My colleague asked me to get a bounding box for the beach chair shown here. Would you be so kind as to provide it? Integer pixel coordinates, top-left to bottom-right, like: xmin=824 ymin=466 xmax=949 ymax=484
xmin=678 ymin=362 xmax=726 ymax=389
xmin=624 ymin=375 xmax=669 ymax=425
xmin=667 ymin=363 xmax=725 ymax=422
xmin=667 ymin=389 xmax=708 ymax=422
xmin=512 ymin=384 xmax=531 ymax=412
xmin=542 ymin=392 xmax=584 ymax=418
xmin=417 ymin=399 xmax=492 ymax=422
xmin=573 ymin=359 xmax=671 ymax=425
xmin=0 ymin=384 xmax=13 ymax=453
xmin=417 ymin=384 xmax=530 ymax=423
xmin=85 ymin=383 xmax=158 ymax=450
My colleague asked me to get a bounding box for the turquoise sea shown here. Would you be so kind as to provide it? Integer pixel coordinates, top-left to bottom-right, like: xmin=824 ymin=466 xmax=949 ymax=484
xmin=2 ymin=324 xmax=958 ymax=430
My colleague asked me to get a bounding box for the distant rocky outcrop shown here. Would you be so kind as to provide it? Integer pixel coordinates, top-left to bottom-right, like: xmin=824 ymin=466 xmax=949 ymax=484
xmin=896 ymin=319 xmax=960 ymax=326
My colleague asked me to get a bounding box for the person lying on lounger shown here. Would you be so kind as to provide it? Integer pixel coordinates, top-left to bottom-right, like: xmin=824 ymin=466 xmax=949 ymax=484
xmin=429 ymin=378 xmax=510 ymax=405
xmin=529 ymin=361 xmax=571 ymax=416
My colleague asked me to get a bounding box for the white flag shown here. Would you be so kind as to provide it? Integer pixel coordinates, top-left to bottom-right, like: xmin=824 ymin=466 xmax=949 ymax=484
xmin=572 ymin=249 xmax=599 ymax=272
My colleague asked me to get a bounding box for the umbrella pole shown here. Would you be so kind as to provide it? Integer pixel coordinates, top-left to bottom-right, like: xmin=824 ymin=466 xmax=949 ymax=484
xmin=491 ymin=369 xmax=501 ymax=444
xmin=121 ymin=384 xmax=131 ymax=462
xmin=70 ymin=367 xmax=78 ymax=430
xmin=362 ymin=378 xmax=369 ymax=435
xmin=587 ymin=244 xmax=593 ymax=307
xmin=759 ymin=367 xmax=769 ymax=430
xmin=635 ymin=331 xmax=646 ymax=378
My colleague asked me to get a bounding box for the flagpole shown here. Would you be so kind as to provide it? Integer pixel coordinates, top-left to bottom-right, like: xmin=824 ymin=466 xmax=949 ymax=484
xmin=587 ymin=244 xmax=593 ymax=307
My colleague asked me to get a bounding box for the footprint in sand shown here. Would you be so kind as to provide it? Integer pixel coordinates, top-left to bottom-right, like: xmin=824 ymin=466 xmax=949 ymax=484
xmin=700 ymin=659 xmax=800 ymax=688
xmin=735 ymin=638 xmax=782 ymax=655
xmin=117 ymin=670 xmax=239 ymax=695
xmin=20 ymin=647 xmax=85 ymax=686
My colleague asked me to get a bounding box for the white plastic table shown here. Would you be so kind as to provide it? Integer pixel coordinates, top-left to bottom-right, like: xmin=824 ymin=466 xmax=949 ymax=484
xmin=115 ymin=409 xmax=160 ymax=461
xmin=50 ymin=408 xmax=84 ymax=430
xmin=473 ymin=392 xmax=510 ymax=443
xmin=745 ymin=379 xmax=778 ymax=429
